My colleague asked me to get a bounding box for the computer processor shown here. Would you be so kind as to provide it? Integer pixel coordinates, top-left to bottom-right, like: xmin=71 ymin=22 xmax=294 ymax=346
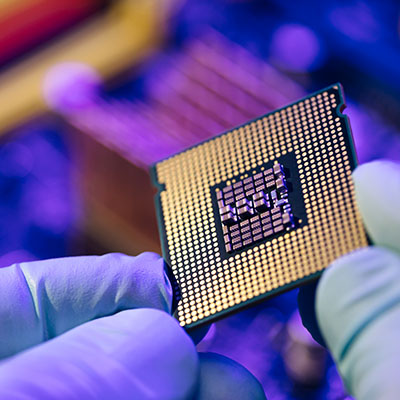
xmin=151 ymin=84 xmax=368 ymax=330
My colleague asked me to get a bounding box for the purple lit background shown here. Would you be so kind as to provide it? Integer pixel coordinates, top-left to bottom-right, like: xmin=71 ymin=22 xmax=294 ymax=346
xmin=1 ymin=1 xmax=400 ymax=399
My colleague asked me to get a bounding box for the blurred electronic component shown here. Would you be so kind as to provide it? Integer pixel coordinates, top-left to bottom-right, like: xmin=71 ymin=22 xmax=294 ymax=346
xmin=47 ymin=29 xmax=305 ymax=168
xmin=44 ymin=29 xmax=305 ymax=253
xmin=152 ymin=84 xmax=368 ymax=329
xmin=0 ymin=0 xmax=105 ymax=67
xmin=0 ymin=0 xmax=170 ymax=136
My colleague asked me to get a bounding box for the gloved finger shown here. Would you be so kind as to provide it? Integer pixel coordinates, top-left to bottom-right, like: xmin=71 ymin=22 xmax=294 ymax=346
xmin=316 ymin=246 xmax=400 ymax=399
xmin=353 ymin=160 xmax=400 ymax=254
xmin=0 ymin=308 xmax=198 ymax=400
xmin=297 ymin=159 xmax=400 ymax=345
xmin=0 ymin=252 xmax=172 ymax=359
xmin=194 ymin=352 xmax=266 ymax=400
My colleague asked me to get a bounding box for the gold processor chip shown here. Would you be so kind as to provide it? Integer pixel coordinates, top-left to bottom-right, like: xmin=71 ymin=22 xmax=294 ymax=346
xmin=151 ymin=84 xmax=368 ymax=329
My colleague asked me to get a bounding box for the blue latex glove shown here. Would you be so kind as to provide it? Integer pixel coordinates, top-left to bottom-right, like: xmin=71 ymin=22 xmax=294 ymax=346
xmin=0 ymin=252 xmax=265 ymax=399
xmin=300 ymin=160 xmax=400 ymax=399
xmin=0 ymin=253 xmax=198 ymax=399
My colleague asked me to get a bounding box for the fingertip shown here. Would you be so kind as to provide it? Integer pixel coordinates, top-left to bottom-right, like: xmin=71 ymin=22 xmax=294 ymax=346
xmin=112 ymin=252 xmax=173 ymax=313
xmin=353 ymin=160 xmax=400 ymax=254
xmin=316 ymin=246 xmax=400 ymax=361
xmin=137 ymin=252 xmax=163 ymax=261
xmin=353 ymin=159 xmax=400 ymax=181
xmin=105 ymin=252 xmax=162 ymax=266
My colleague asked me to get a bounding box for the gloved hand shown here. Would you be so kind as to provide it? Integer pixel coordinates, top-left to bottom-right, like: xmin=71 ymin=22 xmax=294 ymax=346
xmin=0 ymin=252 xmax=265 ymax=399
xmin=299 ymin=160 xmax=400 ymax=400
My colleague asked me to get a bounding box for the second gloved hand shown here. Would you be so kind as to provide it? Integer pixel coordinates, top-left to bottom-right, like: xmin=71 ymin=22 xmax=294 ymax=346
xmin=301 ymin=160 xmax=400 ymax=400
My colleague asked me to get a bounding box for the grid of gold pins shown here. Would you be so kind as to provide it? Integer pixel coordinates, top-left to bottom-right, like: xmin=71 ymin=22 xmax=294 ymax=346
xmin=156 ymin=86 xmax=368 ymax=328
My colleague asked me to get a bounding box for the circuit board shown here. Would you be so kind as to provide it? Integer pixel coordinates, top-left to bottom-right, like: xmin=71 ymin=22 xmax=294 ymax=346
xmin=151 ymin=84 xmax=368 ymax=330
